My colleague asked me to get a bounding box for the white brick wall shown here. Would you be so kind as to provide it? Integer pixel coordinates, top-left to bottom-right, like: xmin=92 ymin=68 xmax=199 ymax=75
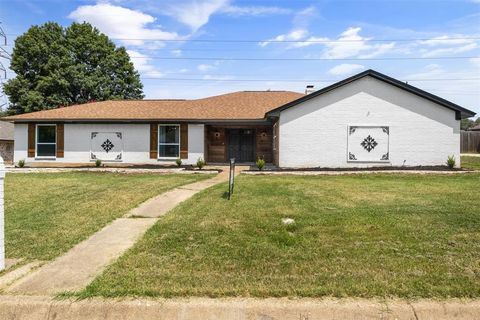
xmin=13 ymin=123 xmax=205 ymax=165
xmin=279 ymin=76 xmax=460 ymax=168
xmin=0 ymin=155 xmax=4 ymax=270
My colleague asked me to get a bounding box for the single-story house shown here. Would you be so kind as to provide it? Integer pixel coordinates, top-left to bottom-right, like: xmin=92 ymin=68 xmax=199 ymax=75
xmin=2 ymin=69 xmax=476 ymax=168
xmin=0 ymin=121 xmax=14 ymax=163
xmin=470 ymin=124 xmax=480 ymax=131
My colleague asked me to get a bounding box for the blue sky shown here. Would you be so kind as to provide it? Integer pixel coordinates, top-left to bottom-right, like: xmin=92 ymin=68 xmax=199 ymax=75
xmin=1 ymin=0 xmax=480 ymax=116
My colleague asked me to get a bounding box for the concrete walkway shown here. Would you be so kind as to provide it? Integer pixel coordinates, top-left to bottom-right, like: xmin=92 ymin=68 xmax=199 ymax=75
xmin=5 ymin=170 xmax=231 ymax=295
xmin=0 ymin=296 xmax=478 ymax=320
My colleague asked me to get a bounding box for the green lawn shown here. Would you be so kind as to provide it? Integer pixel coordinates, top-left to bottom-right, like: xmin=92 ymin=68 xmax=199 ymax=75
xmin=5 ymin=172 xmax=212 ymax=261
xmin=461 ymin=155 xmax=480 ymax=170
xmin=82 ymin=173 xmax=480 ymax=299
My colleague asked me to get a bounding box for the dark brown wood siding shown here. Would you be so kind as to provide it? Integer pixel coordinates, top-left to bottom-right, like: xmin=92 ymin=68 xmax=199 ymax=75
xmin=206 ymin=124 xmax=274 ymax=163
xmin=272 ymin=119 xmax=280 ymax=166
xmin=206 ymin=126 xmax=226 ymax=162
xmin=28 ymin=123 xmax=35 ymax=157
xmin=180 ymin=123 xmax=188 ymax=159
xmin=150 ymin=123 xmax=158 ymax=159
xmin=56 ymin=123 xmax=64 ymax=158
xmin=255 ymin=127 xmax=273 ymax=163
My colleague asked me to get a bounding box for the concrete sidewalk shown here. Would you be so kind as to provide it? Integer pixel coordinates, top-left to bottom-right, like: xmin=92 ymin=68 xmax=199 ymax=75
xmin=0 ymin=296 xmax=478 ymax=320
xmin=5 ymin=170 xmax=231 ymax=295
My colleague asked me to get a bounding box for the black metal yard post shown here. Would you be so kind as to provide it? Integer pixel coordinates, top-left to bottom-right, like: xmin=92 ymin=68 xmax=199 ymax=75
xmin=228 ymin=158 xmax=235 ymax=200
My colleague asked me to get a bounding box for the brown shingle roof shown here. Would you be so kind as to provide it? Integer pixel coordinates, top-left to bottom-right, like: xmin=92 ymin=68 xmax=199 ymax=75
xmin=3 ymin=91 xmax=304 ymax=122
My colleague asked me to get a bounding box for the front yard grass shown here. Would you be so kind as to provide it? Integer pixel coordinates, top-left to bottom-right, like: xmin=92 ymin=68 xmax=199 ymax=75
xmin=461 ymin=155 xmax=480 ymax=170
xmin=83 ymin=173 xmax=480 ymax=299
xmin=5 ymin=172 xmax=212 ymax=261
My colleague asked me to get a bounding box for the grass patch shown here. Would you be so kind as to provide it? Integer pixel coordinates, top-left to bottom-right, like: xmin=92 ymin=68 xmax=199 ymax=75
xmin=461 ymin=156 xmax=480 ymax=170
xmin=82 ymin=173 xmax=480 ymax=299
xmin=5 ymin=172 xmax=212 ymax=261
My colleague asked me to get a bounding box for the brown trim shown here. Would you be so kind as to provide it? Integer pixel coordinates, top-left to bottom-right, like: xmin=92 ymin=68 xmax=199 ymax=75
xmin=28 ymin=123 xmax=35 ymax=157
xmin=150 ymin=123 xmax=158 ymax=159
xmin=56 ymin=123 xmax=64 ymax=158
xmin=180 ymin=123 xmax=188 ymax=159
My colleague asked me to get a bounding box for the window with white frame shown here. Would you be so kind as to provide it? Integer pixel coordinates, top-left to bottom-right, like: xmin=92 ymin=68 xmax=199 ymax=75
xmin=36 ymin=125 xmax=56 ymax=158
xmin=158 ymin=124 xmax=180 ymax=158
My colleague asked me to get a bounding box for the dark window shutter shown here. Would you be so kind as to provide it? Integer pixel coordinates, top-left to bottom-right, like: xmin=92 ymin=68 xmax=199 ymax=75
xmin=150 ymin=123 xmax=158 ymax=159
xmin=28 ymin=123 xmax=36 ymax=157
xmin=56 ymin=124 xmax=64 ymax=158
xmin=180 ymin=124 xmax=188 ymax=159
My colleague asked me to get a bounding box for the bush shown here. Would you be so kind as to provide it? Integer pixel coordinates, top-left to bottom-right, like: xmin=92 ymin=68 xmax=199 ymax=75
xmin=256 ymin=158 xmax=266 ymax=171
xmin=18 ymin=159 xmax=25 ymax=168
xmin=196 ymin=157 xmax=206 ymax=170
xmin=175 ymin=158 xmax=182 ymax=167
xmin=95 ymin=159 xmax=102 ymax=167
xmin=446 ymin=155 xmax=456 ymax=169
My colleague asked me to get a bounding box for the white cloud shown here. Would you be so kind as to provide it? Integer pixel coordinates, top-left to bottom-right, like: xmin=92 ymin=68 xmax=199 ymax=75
xmin=202 ymin=74 xmax=234 ymax=80
xmin=421 ymin=43 xmax=478 ymax=57
xmin=156 ymin=0 xmax=293 ymax=31
xmin=126 ymin=50 xmax=163 ymax=78
xmin=171 ymin=49 xmax=182 ymax=57
xmin=197 ymin=64 xmax=214 ymax=72
xmin=261 ymin=26 xmax=396 ymax=59
xmin=291 ymin=36 xmax=329 ymax=48
xmin=416 ymin=35 xmax=478 ymax=57
xmin=197 ymin=61 xmax=222 ymax=72
xmin=470 ymin=57 xmax=480 ymax=68
xmin=220 ymin=5 xmax=291 ymax=16
xmin=165 ymin=0 xmax=228 ymax=31
xmin=68 ymin=3 xmax=183 ymax=46
xmin=321 ymin=27 xmax=396 ymax=59
xmin=328 ymin=64 xmax=365 ymax=76
xmin=259 ymin=29 xmax=309 ymax=47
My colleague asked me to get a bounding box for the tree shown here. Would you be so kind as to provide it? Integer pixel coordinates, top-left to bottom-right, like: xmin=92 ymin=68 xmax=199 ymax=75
xmin=461 ymin=118 xmax=480 ymax=130
xmin=4 ymin=22 xmax=144 ymax=114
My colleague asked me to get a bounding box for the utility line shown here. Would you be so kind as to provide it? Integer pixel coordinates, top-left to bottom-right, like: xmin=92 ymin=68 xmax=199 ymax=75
xmin=127 ymin=56 xmax=479 ymax=61
xmin=4 ymin=33 xmax=480 ymax=43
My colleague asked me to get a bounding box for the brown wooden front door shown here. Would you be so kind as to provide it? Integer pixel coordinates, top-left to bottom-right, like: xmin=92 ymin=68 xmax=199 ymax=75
xmin=227 ymin=129 xmax=255 ymax=162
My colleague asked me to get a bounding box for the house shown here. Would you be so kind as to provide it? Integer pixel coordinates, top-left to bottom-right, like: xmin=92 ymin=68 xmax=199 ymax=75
xmin=3 ymin=70 xmax=476 ymax=168
xmin=470 ymin=124 xmax=480 ymax=131
xmin=0 ymin=121 xmax=14 ymax=163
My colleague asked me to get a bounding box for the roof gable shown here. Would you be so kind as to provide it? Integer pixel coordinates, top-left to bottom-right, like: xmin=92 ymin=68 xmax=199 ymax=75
xmin=266 ymin=69 xmax=476 ymax=120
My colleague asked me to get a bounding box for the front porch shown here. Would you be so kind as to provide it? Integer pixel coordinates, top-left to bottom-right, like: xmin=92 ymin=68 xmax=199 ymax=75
xmin=205 ymin=124 xmax=274 ymax=164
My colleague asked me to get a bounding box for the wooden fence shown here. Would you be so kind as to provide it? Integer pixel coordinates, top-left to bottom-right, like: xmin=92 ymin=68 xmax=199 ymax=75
xmin=461 ymin=131 xmax=480 ymax=153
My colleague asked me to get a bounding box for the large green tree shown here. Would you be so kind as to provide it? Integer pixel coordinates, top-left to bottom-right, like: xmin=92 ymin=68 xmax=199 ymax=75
xmin=4 ymin=22 xmax=144 ymax=114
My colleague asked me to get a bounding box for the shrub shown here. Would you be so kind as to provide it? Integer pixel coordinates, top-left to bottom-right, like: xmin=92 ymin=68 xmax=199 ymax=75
xmin=256 ymin=158 xmax=266 ymax=171
xmin=95 ymin=159 xmax=102 ymax=167
xmin=18 ymin=159 xmax=25 ymax=168
xmin=446 ymin=155 xmax=456 ymax=169
xmin=175 ymin=158 xmax=182 ymax=167
xmin=196 ymin=157 xmax=206 ymax=170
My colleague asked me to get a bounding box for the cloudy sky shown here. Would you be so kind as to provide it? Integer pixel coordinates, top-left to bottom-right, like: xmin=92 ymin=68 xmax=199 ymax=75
xmin=1 ymin=0 xmax=480 ymax=116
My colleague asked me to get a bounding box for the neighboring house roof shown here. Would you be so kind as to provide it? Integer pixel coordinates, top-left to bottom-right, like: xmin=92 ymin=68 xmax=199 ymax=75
xmin=470 ymin=124 xmax=480 ymax=131
xmin=0 ymin=121 xmax=14 ymax=141
xmin=266 ymin=69 xmax=476 ymax=120
xmin=3 ymin=91 xmax=304 ymax=122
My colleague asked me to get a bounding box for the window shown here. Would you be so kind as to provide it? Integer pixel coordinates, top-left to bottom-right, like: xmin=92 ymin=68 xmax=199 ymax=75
xmin=36 ymin=125 xmax=56 ymax=158
xmin=158 ymin=125 xmax=180 ymax=158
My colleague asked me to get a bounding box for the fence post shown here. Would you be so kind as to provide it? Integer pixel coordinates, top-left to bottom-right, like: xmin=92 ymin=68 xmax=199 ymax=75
xmin=0 ymin=156 xmax=4 ymax=270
